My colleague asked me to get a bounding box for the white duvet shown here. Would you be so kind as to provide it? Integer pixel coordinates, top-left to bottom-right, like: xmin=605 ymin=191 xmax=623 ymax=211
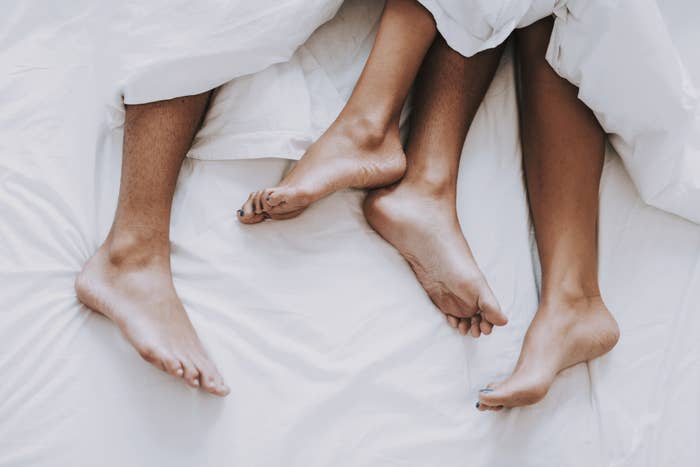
xmin=1 ymin=1 xmax=699 ymax=466
xmin=189 ymin=0 xmax=700 ymax=222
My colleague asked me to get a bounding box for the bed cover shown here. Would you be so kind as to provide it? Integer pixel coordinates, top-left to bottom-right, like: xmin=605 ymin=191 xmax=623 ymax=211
xmin=1 ymin=1 xmax=699 ymax=466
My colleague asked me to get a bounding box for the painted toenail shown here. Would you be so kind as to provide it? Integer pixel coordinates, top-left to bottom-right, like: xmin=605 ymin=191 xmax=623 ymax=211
xmin=237 ymin=209 xmax=243 ymax=216
xmin=479 ymin=388 xmax=494 ymax=393
xmin=475 ymin=402 xmax=481 ymax=409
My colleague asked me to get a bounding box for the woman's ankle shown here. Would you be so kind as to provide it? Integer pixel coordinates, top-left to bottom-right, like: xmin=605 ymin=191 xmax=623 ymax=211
xmin=540 ymin=278 xmax=602 ymax=309
xmin=332 ymin=110 xmax=399 ymax=148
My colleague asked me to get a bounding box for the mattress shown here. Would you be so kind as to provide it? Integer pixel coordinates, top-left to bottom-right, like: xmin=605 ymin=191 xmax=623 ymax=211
xmin=1 ymin=1 xmax=699 ymax=466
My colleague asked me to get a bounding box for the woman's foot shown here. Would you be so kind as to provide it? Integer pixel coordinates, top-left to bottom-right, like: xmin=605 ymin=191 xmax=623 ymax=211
xmin=477 ymin=294 xmax=619 ymax=410
xmin=75 ymin=233 xmax=229 ymax=396
xmin=363 ymin=179 xmax=508 ymax=332
xmin=238 ymin=117 xmax=406 ymax=224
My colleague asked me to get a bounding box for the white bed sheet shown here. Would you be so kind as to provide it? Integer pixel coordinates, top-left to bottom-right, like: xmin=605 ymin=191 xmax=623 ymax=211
xmin=1 ymin=1 xmax=699 ymax=467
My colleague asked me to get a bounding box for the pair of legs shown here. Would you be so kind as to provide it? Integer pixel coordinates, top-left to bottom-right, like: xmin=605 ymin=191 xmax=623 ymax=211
xmin=240 ymin=1 xmax=618 ymax=408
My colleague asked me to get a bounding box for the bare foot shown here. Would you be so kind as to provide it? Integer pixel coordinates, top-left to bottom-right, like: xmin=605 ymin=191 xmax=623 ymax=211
xmin=75 ymin=235 xmax=229 ymax=396
xmin=238 ymin=118 xmax=406 ymax=224
xmin=363 ymin=180 xmax=508 ymax=332
xmin=477 ymin=295 xmax=619 ymax=410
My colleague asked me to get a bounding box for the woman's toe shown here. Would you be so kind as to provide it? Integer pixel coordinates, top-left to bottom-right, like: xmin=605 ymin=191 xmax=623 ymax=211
xmin=263 ymin=188 xmax=285 ymax=208
xmin=478 ymin=384 xmax=507 ymax=407
xmin=239 ymin=193 xmax=266 ymax=224
xmin=252 ymin=190 xmax=266 ymax=215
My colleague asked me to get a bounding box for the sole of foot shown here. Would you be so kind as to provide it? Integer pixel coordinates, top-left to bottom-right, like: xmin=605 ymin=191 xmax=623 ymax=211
xmin=477 ymin=295 xmax=619 ymax=410
xmin=363 ymin=181 xmax=508 ymax=333
xmin=75 ymin=244 xmax=230 ymax=396
xmin=238 ymin=119 xmax=406 ymax=224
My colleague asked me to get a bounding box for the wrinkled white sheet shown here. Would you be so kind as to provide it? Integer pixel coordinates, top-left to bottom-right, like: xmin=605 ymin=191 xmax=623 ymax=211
xmin=1 ymin=1 xmax=699 ymax=467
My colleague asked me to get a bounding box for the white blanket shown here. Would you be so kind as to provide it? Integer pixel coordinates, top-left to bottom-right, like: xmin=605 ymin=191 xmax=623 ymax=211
xmin=1 ymin=1 xmax=699 ymax=466
xmin=189 ymin=0 xmax=700 ymax=222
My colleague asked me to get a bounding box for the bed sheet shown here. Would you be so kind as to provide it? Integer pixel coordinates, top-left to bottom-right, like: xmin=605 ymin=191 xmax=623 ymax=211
xmin=1 ymin=1 xmax=699 ymax=466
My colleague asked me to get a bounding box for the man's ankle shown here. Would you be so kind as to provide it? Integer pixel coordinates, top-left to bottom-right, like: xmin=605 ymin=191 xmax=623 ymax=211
xmin=105 ymin=227 xmax=171 ymax=268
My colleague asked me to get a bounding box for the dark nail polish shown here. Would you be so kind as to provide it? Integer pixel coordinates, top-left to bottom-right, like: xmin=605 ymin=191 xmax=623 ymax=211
xmin=237 ymin=209 xmax=244 ymax=216
xmin=479 ymin=388 xmax=494 ymax=393
xmin=475 ymin=401 xmax=480 ymax=409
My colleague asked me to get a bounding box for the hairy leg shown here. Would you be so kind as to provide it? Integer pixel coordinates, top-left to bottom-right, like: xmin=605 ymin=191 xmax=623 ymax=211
xmin=76 ymin=93 xmax=230 ymax=396
xmin=478 ymin=18 xmax=619 ymax=410
xmin=364 ymin=37 xmax=508 ymax=331
xmin=239 ymin=0 xmax=436 ymax=223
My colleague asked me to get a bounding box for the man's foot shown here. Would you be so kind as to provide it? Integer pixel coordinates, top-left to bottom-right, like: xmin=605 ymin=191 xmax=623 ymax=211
xmin=238 ymin=117 xmax=406 ymax=224
xmin=363 ymin=180 xmax=508 ymax=333
xmin=75 ymin=235 xmax=229 ymax=396
xmin=477 ymin=295 xmax=619 ymax=410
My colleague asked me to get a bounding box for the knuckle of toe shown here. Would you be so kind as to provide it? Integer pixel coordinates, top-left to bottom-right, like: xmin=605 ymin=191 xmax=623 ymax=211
xmin=165 ymin=359 xmax=179 ymax=370
xmin=139 ymin=346 xmax=158 ymax=362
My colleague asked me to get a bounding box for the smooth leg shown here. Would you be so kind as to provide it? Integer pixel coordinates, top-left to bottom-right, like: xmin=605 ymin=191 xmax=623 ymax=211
xmin=364 ymin=37 xmax=508 ymax=330
xmin=76 ymin=93 xmax=230 ymax=396
xmin=478 ymin=18 xmax=619 ymax=410
xmin=239 ymin=0 xmax=436 ymax=223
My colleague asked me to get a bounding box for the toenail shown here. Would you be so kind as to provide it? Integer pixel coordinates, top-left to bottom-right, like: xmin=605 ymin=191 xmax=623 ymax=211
xmin=475 ymin=402 xmax=481 ymax=409
xmin=237 ymin=209 xmax=244 ymax=216
xmin=479 ymin=388 xmax=494 ymax=393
